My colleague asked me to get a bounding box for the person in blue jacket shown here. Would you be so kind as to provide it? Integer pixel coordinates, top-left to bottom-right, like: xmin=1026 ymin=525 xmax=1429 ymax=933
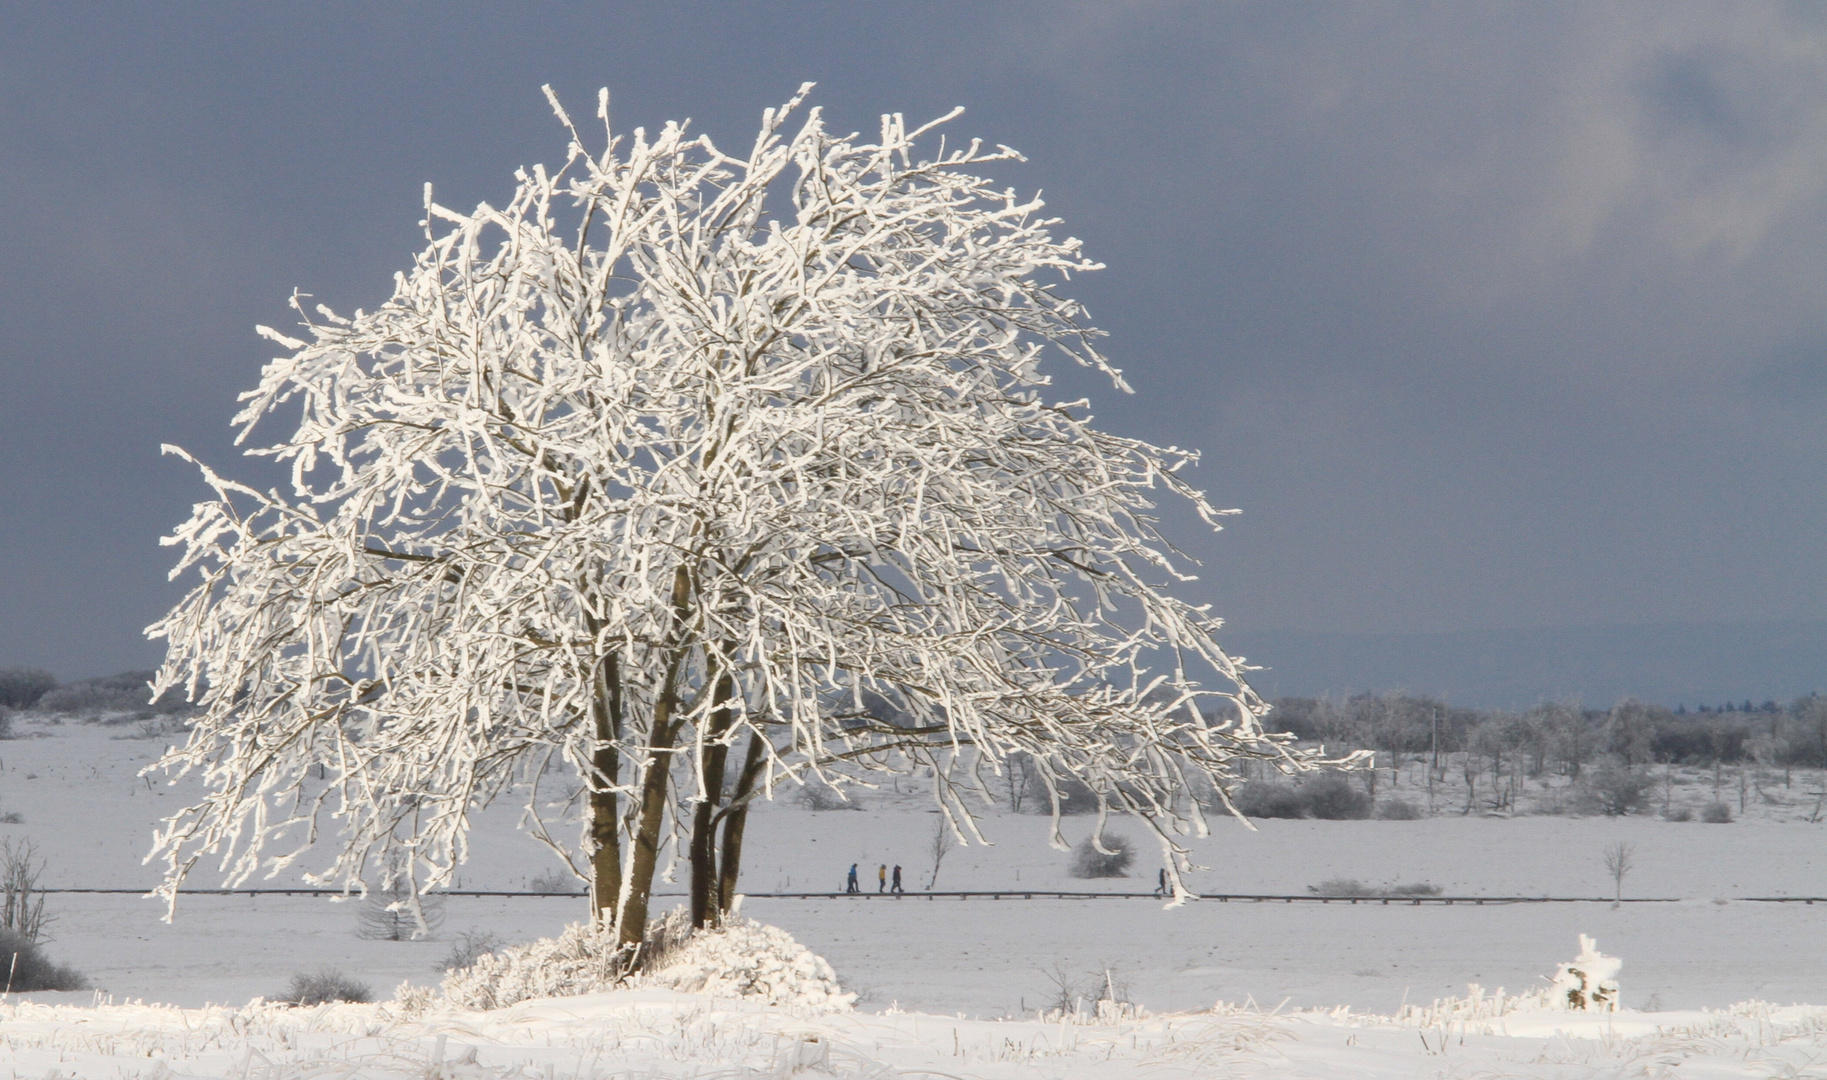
xmin=846 ymin=863 xmax=859 ymax=894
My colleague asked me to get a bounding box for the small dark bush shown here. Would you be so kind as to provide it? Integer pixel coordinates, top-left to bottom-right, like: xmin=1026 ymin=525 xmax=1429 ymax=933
xmin=356 ymin=880 xmax=445 ymax=941
xmin=1302 ymin=775 xmax=1373 ymax=820
xmin=284 ymin=967 xmax=371 ymax=1005
xmin=440 ymin=928 xmax=505 ymax=973
xmin=527 ymin=869 xmax=575 ymax=894
xmin=1664 ymin=807 xmax=1693 ymax=822
xmin=0 ymin=812 xmax=20 ymax=825
xmin=0 ymin=929 xmax=86 ymax=992
xmin=0 ymin=669 xmax=55 ymax=710
xmin=1067 ymin=834 xmax=1134 ymax=878
xmin=1307 ymin=878 xmax=1441 ymax=898
xmin=1048 ymin=777 xmax=1102 ymax=815
xmin=1233 ymin=781 xmax=1306 ymax=819
xmin=1587 ymin=765 xmax=1653 ymax=816
xmin=1307 ymin=876 xmax=1373 ymax=896
xmin=1375 ymin=797 xmax=1425 ymax=820
xmin=1701 ymin=801 xmax=1733 ymax=824
xmin=794 ymin=782 xmax=861 ymax=811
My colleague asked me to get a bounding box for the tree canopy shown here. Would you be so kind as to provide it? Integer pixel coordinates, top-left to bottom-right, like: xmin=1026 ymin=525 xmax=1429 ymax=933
xmin=147 ymin=86 xmax=1335 ymax=955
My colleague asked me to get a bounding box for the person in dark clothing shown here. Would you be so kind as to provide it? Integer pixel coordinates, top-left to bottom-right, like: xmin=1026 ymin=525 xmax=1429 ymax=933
xmin=1156 ymin=867 xmax=1169 ymax=897
xmin=877 ymin=864 xmax=887 ymax=893
xmin=891 ymin=864 xmax=903 ymax=893
xmin=846 ymin=863 xmax=859 ymax=894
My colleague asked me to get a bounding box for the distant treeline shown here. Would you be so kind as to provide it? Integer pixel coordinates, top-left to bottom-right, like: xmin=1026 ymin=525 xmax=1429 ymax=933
xmin=0 ymin=668 xmax=188 ymax=716
xmin=1260 ymin=692 xmax=1827 ymax=771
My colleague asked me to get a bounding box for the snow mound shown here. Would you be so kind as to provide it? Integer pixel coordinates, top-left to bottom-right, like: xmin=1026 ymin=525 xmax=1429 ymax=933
xmin=434 ymin=911 xmax=852 ymax=1013
xmin=634 ymin=915 xmax=855 ymax=1012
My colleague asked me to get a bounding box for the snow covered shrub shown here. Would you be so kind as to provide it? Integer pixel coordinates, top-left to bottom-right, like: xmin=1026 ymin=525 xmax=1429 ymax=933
xmin=1068 ymin=834 xmax=1134 ymax=878
xmin=1301 ymin=775 xmax=1373 ymax=819
xmin=1664 ymin=806 xmax=1694 ymax=822
xmin=0 ymin=928 xmax=85 ymax=992
xmin=284 ymin=967 xmax=372 ymax=1005
xmin=1585 ymin=764 xmax=1653 ymax=816
xmin=438 ymin=911 xmax=851 ymax=1012
xmin=0 ymin=708 xmax=11 ymax=741
xmin=1546 ymin=934 xmax=1620 ymax=1011
xmin=1233 ymin=781 xmax=1306 ymax=819
xmin=439 ymin=928 xmax=505 ymax=973
xmin=1376 ymin=796 xmax=1425 ymax=820
xmin=636 ymin=913 xmax=854 ymax=1012
xmin=1702 ymin=800 xmax=1733 ymax=823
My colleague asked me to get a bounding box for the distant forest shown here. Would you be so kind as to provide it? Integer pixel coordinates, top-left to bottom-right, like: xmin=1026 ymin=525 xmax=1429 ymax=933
xmin=6 ymin=664 xmax=1824 ymax=779
xmin=1262 ymin=692 xmax=1827 ymax=773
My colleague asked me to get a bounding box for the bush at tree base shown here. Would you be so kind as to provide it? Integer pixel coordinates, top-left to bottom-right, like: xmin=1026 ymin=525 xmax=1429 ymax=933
xmin=427 ymin=910 xmax=851 ymax=1013
xmin=0 ymin=928 xmax=85 ymax=992
xmin=1701 ymin=801 xmax=1733 ymax=823
xmin=1067 ymin=834 xmax=1135 ymax=878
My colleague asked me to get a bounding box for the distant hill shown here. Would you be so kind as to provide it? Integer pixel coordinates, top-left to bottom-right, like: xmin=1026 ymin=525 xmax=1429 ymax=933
xmin=1225 ymin=619 xmax=1827 ymax=710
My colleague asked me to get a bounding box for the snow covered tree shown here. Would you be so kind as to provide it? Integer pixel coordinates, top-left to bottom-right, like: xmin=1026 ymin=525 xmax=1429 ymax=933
xmin=147 ymin=85 xmax=1350 ymax=960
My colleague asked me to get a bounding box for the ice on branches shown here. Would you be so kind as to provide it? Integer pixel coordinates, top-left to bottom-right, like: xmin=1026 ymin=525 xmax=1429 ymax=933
xmin=144 ymin=83 xmax=1354 ymax=938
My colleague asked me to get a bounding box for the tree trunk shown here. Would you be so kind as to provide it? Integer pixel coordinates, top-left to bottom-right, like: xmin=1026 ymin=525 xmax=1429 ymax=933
xmin=587 ymin=653 xmax=624 ymax=930
xmin=617 ymin=708 xmax=681 ymax=959
xmin=688 ymin=672 xmax=737 ymax=929
xmin=617 ymin=567 xmax=695 ymax=961
xmin=715 ymin=731 xmax=769 ymax=917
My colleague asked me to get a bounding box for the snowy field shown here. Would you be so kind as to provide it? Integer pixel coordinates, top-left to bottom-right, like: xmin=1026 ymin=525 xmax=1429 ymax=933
xmin=2 ymin=715 xmax=1826 ymax=1077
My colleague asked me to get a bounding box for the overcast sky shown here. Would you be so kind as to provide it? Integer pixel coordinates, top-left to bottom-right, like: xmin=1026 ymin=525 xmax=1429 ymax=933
xmin=4 ymin=3 xmax=1825 ymax=695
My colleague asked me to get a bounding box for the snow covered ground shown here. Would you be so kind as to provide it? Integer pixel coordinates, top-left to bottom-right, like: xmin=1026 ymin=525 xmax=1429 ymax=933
xmin=2 ymin=715 xmax=1826 ymax=1077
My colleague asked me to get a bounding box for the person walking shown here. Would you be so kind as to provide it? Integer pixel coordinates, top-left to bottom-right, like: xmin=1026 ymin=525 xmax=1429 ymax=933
xmin=1155 ymin=867 xmax=1169 ymax=898
xmin=877 ymin=864 xmax=887 ymax=893
xmin=846 ymin=863 xmax=859 ymax=894
xmin=891 ymin=864 xmax=903 ymax=893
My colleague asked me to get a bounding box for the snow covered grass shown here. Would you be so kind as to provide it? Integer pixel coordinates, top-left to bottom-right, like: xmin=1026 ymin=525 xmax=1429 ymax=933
xmin=1 ymin=716 xmax=1826 ymax=1076
xmin=2 ymin=989 xmax=1826 ymax=1078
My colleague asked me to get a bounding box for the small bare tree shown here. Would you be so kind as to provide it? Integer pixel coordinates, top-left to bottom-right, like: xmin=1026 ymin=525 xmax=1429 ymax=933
xmin=925 ymin=814 xmax=955 ymax=891
xmin=1603 ymin=841 xmax=1635 ymax=905
xmin=0 ymin=839 xmax=48 ymax=943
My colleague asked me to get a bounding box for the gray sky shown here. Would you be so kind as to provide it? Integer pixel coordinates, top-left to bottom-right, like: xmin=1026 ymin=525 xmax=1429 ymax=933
xmin=4 ymin=3 xmax=1825 ymax=699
